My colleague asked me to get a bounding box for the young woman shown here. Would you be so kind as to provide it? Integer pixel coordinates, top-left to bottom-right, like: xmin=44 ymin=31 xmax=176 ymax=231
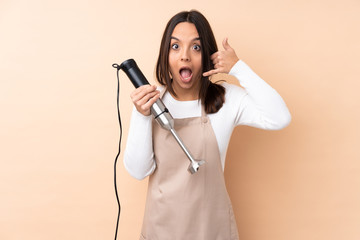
xmin=124 ymin=10 xmax=291 ymax=240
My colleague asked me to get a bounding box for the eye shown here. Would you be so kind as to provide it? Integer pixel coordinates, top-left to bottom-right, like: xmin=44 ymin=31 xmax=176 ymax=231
xmin=193 ymin=44 xmax=201 ymax=51
xmin=171 ymin=43 xmax=179 ymax=50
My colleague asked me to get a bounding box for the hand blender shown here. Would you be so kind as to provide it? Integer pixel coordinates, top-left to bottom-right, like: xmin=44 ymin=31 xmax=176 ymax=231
xmin=118 ymin=59 xmax=205 ymax=174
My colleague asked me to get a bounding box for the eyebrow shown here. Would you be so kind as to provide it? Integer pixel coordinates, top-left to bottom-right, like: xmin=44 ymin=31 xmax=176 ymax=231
xmin=170 ymin=36 xmax=201 ymax=41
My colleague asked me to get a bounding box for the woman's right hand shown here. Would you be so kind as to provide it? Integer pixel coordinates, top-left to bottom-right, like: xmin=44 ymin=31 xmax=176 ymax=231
xmin=130 ymin=85 xmax=160 ymax=116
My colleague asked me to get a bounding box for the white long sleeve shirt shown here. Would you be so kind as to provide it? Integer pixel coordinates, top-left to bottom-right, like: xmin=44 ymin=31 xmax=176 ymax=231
xmin=124 ymin=60 xmax=291 ymax=180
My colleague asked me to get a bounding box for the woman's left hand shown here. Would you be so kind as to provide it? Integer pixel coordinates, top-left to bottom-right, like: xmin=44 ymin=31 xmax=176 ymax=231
xmin=203 ymin=38 xmax=239 ymax=77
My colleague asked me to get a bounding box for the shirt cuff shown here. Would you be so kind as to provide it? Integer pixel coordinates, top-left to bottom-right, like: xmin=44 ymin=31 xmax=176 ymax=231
xmin=228 ymin=60 xmax=246 ymax=76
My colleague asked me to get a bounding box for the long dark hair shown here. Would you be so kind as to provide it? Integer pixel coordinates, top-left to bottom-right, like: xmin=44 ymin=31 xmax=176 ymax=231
xmin=156 ymin=10 xmax=225 ymax=114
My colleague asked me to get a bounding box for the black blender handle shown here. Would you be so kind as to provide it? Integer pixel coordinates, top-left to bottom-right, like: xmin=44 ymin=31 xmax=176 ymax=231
xmin=119 ymin=59 xmax=150 ymax=88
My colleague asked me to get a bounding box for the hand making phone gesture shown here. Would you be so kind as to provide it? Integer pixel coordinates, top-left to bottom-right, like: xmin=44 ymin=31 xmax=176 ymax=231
xmin=203 ymin=38 xmax=239 ymax=77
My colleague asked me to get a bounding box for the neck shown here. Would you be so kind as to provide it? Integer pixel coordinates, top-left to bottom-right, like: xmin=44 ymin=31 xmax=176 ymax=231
xmin=170 ymin=90 xmax=199 ymax=101
xmin=171 ymin=80 xmax=201 ymax=101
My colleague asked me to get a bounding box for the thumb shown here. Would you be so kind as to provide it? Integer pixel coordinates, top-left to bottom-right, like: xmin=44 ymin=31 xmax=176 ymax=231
xmin=222 ymin=37 xmax=231 ymax=50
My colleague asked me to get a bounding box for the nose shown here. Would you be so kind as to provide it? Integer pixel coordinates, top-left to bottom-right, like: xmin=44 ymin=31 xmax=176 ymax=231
xmin=181 ymin=49 xmax=190 ymax=62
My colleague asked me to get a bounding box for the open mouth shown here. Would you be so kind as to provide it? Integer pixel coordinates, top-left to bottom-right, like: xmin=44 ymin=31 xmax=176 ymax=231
xmin=179 ymin=67 xmax=193 ymax=82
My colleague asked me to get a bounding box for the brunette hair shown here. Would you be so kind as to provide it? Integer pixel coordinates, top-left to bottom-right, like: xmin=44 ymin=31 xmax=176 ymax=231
xmin=156 ymin=10 xmax=225 ymax=114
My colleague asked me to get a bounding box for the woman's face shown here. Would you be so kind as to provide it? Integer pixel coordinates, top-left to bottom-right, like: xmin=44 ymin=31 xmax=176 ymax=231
xmin=168 ymin=22 xmax=202 ymax=100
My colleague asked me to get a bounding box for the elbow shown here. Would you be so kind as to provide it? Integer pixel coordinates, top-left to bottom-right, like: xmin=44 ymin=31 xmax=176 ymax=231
xmin=123 ymin=156 xmax=156 ymax=180
xmin=272 ymin=110 xmax=292 ymax=130
xmin=126 ymin=169 xmax=148 ymax=181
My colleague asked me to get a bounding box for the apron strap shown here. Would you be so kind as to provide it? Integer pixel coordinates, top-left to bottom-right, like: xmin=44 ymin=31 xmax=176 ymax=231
xmin=160 ymin=87 xmax=207 ymax=118
xmin=159 ymin=86 xmax=167 ymax=99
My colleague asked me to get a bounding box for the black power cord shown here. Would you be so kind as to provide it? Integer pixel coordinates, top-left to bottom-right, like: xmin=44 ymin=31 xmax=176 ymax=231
xmin=112 ymin=63 xmax=122 ymax=240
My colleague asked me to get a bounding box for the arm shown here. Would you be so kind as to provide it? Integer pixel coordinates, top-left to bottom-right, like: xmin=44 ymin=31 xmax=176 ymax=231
xmin=123 ymin=85 xmax=160 ymax=180
xmin=123 ymin=107 xmax=156 ymax=180
xmin=204 ymin=38 xmax=291 ymax=130
xmin=229 ymin=61 xmax=291 ymax=130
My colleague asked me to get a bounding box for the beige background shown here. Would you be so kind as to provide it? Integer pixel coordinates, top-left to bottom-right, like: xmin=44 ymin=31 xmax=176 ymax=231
xmin=1 ymin=0 xmax=359 ymax=239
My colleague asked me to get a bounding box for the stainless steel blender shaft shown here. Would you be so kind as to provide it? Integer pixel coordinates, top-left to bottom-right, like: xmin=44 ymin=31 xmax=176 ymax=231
xmin=169 ymin=129 xmax=205 ymax=174
xmin=151 ymin=99 xmax=205 ymax=174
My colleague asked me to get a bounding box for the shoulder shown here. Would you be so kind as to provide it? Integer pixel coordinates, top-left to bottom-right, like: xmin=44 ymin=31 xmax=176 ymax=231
xmin=219 ymin=82 xmax=247 ymax=101
xmin=207 ymin=82 xmax=247 ymax=118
